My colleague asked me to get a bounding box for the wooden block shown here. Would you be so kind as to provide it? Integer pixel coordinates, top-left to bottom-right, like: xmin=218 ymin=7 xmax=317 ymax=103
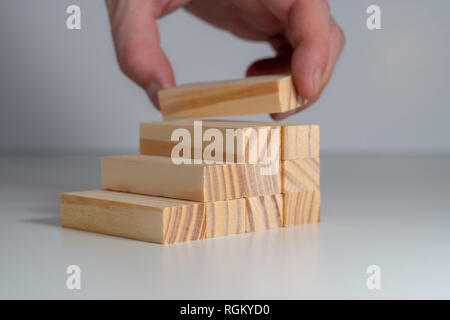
xmin=140 ymin=120 xmax=281 ymax=163
xmin=205 ymin=198 xmax=245 ymax=238
xmin=283 ymin=191 xmax=320 ymax=226
xmin=282 ymin=158 xmax=320 ymax=193
xmin=141 ymin=120 xmax=318 ymax=162
xmin=158 ymin=75 xmax=306 ymax=120
xmin=60 ymin=190 xmax=205 ymax=244
xmin=246 ymin=194 xmax=283 ymax=232
xmin=101 ymin=155 xmax=281 ymax=202
xmin=281 ymin=124 xmax=319 ymax=159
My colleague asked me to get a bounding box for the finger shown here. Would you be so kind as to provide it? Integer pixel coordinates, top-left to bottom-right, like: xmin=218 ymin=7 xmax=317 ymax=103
xmin=246 ymin=53 xmax=291 ymax=77
xmin=287 ymin=0 xmax=331 ymax=99
xmin=310 ymin=18 xmax=345 ymax=100
xmin=270 ymin=18 xmax=345 ymax=121
xmin=270 ymin=99 xmax=314 ymax=120
xmin=267 ymin=34 xmax=291 ymax=53
xmin=107 ymin=0 xmax=175 ymax=108
xmin=246 ymin=33 xmax=292 ymax=76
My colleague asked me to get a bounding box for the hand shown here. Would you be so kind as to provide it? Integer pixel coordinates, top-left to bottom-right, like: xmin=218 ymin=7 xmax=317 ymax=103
xmin=106 ymin=0 xmax=345 ymax=120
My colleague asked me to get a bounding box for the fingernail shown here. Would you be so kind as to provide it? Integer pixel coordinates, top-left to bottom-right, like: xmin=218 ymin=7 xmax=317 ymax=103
xmin=271 ymin=99 xmax=312 ymax=121
xmin=312 ymin=69 xmax=323 ymax=94
xmin=270 ymin=108 xmax=298 ymax=121
xmin=146 ymin=82 xmax=161 ymax=110
xmin=297 ymin=94 xmax=308 ymax=107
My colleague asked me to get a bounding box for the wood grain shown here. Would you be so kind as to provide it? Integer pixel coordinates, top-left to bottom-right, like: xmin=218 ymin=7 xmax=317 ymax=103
xmin=140 ymin=120 xmax=281 ymax=163
xmin=281 ymin=124 xmax=320 ymax=159
xmin=283 ymin=191 xmax=320 ymax=226
xmin=205 ymin=198 xmax=246 ymax=238
xmin=246 ymin=194 xmax=283 ymax=232
xmin=245 ymin=162 xmax=281 ymax=196
xmin=60 ymin=190 xmax=205 ymax=244
xmin=282 ymin=158 xmax=320 ymax=193
xmin=101 ymin=155 xmax=281 ymax=202
xmin=158 ymin=75 xmax=306 ymax=120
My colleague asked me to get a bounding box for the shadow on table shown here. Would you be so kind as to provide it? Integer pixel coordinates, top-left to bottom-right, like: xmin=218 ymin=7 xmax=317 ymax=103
xmin=21 ymin=204 xmax=61 ymax=227
xmin=22 ymin=215 xmax=60 ymax=227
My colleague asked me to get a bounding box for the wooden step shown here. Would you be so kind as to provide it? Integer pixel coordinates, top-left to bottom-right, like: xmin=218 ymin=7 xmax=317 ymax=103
xmin=61 ymin=190 xmax=289 ymax=244
xmin=140 ymin=120 xmax=319 ymax=161
xmin=140 ymin=120 xmax=281 ymax=163
xmin=61 ymin=190 xmax=205 ymax=244
xmin=101 ymin=155 xmax=281 ymax=202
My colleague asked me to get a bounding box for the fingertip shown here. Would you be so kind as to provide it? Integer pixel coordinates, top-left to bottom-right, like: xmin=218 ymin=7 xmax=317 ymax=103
xmin=287 ymin=0 xmax=331 ymax=99
xmin=146 ymin=81 xmax=162 ymax=110
xmin=246 ymin=61 xmax=260 ymax=77
xmin=291 ymin=43 xmax=328 ymax=99
xmin=270 ymin=108 xmax=298 ymax=121
xmin=269 ymin=113 xmax=285 ymax=121
xmin=270 ymin=102 xmax=313 ymax=121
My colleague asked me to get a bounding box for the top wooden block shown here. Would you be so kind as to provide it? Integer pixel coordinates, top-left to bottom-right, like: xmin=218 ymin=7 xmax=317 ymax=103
xmin=140 ymin=119 xmax=281 ymax=163
xmin=158 ymin=75 xmax=305 ymax=120
xmin=140 ymin=120 xmax=319 ymax=161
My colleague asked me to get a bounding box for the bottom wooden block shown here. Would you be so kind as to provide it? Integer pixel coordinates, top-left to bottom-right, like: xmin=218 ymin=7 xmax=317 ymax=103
xmin=61 ymin=190 xmax=205 ymax=244
xmin=246 ymin=194 xmax=283 ymax=232
xmin=283 ymin=191 xmax=320 ymax=226
xmin=205 ymin=199 xmax=246 ymax=238
xmin=61 ymin=190 xmax=320 ymax=244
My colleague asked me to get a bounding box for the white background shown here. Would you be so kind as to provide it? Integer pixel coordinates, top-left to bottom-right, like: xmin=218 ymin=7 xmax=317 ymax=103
xmin=0 ymin=0 xmax=449 ymax=153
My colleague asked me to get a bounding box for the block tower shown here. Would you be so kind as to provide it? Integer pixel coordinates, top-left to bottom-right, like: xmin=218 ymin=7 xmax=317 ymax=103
xmin=61 ymin=75 xmax=320 ymax=244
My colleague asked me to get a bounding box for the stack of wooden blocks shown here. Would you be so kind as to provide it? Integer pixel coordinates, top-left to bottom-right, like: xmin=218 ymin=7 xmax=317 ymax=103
xmin=60 ymin=75 xmax=320 ymax=244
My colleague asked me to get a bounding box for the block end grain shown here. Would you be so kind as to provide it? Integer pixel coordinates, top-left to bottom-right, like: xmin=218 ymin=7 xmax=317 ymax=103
xmin=283 ymin=191 xmax=320 ymax=227
xmin=246 ymin=194 xmax=283 ymax=232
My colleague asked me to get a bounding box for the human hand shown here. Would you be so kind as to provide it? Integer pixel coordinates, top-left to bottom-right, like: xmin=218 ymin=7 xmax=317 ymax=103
xmin=105 ymin=0 xmax=345 ymax=120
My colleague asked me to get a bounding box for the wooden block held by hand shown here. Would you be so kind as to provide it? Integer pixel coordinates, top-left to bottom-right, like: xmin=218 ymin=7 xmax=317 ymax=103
xmin=101 ymin=155 xmax=281 ymax=202
xmin=158 ymin=75 xmax=305 ymax=120
xmin=140 ymin=120 xmax=281 ymax=163
xmin=283 ymin=191 xmax=320 ymax=226
xmin=246 ymin=194 xmax=283 ymax=232
xmin=282 ymin=158 xmax=320 ymax=193
xmin=205 ymin=199 xmax=246 ymax=238
xmin=61 ymin=190 xmax=205 ymax=244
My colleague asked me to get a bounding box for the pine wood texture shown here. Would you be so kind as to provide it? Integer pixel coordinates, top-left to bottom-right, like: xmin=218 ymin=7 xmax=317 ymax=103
xmin=282 ymin=158 xmax=320 ymax=193
xmin=283 ymin=191 xmax=320 ymax=226
xmin=140 ymin=120 xmax=281 ymax=163
xmin=205 ymin=199 xmax=246 ymax=238
xmin=101 ymin=155 xmax=281 ymax=202
xmin=281 ymin=124 xmax=320 ymax=159
xmin=61 ymin=120 xmax=321 ymax=243
xmin=158 ymin=75 xmax=306 ymax=120
xmin=60 ymin=190 xmax=205 ymax=244
xmin=246 ymin=194 xmax=283 ymax=232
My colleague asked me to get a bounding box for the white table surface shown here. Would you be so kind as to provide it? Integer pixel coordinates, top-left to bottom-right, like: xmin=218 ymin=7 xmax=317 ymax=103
xmin=1 ymin=152 xmax=449 ymax=299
